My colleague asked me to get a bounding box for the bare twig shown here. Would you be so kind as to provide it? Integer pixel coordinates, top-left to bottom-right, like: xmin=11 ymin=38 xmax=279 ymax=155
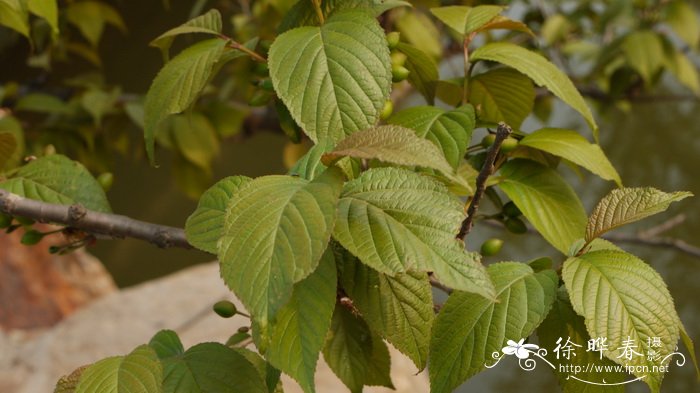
xmin=429 ymin=274 xmax=453 ymax=295
xmin=0 ymin=189 xmax=192 ymax=249
xmin=456 ymin=122 xmax=512 ymax=240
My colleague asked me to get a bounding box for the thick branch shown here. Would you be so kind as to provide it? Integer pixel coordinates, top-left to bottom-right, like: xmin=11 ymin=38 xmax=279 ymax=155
xmin=0 ymin=189 xmax=191 ymax=249
xmin=456 ymin=122 xmax=512 ymax=240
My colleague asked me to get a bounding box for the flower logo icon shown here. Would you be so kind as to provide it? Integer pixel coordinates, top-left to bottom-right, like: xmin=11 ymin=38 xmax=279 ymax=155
xmin=502 ymin=339 xmax=540 ymax=359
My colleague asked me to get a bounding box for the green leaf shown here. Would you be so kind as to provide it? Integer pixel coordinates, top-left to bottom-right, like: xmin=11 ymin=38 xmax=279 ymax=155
xmin=279 ymin=0 xmax=409 ymax=33
xmin=65 ymin=1 xmax=126 ymax=47
xmin=0 ymin=115 xmax=24 ymax=170
xmin=430 ymin=5 xmax=504 ymax=36
xmin=289 ymin=143 xmax=331 ymax=180
xmin=499 ymin=159 xmax=587 ymax=253
xmin=538 ymin=290 xmax=626 ymax=393
xmin=471 ymin=43 xmax=598 ymax=136
xmin=170 ymin=113 xmax=220 ymax=170
xmin=395 ymin=10 xmax=441 ymax=59
xmin=666 ymin=51 xmax=700 ymax=95
xmin=585 ymin=187 xmax=692 ymax=242
xmin=562 ymin=250 xmax=681 ymax=392
xmin=323 ymin=125 xmax=455 ymax=176
xmin=332 ymin=167 xmax=494 ymax=299
xmin=429 ymin=262 xmax=558 ymax=393
xmin=664 ymin=0 xmax=699 ymax=49
xmin=55 ymin=365 xmax=89 ymax=393
xmin=160 ymin=343 xmax=268 ymax=393
xmin=257 ymin=247 xmax=337 ymax=393
xmin=388 ymin=105 xmax=475 ymax=169
xmin=519 ymin=128 xmax=621 ymax=186
xmin=0 ymin=133 xmax=17 ymax=171
xmin=395 ymin=42 xmax=439 ymax=104
xmin=150 ymin=9 xmax=222 ymax=59
xmin=679 ymin=322 xmax=700 ymax=378
xmin=185 ymin=176 xmax=252 ymax=254
xmin=0 ymin=154 xmax=111 ymax=212
xmin=144 ymin=38 xmax=227 ymax=164
xmin=469 ymin=68 xmax=535 ymax=128
xmin=148 ymin=330 xmax=184 ymax=359
xmin=269 ymin=10 xmax=391 ymax=145
xmin=339 ymin=250 xmax=433 ymax=370
xmin=323 ymin=305 xmax=393 ymax=393
xmin=28 ymin=0 xmax=59 ymax=35
xmin=0 ymin=0 xmax=29 ymax=38
xmin=622 ymin=30 xmax=665 ymax=86
xmin=16 ymin=93 xmax=70 ymax=114
xmin=218 ymin=168 xmax=344 ymax=329
xmin=75 ymin=345 xmax=162 ymax=393
xmin=231 ymin=348 xmax=282 ymax=393
xmin=81 ymin=88 xmax=120 ymax=126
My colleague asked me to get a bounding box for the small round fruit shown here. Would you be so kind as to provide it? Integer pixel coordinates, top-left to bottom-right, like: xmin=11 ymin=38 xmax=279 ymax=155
xmin=502 ymin=201 xmax=521 ymax=218
xmin=238 ymin=326 xmax=250 ymax=333
xmin=21 ymin=230 xmax=44 ymax=245
xmin=505 ymin=217 xmax=527 ymax=234
xmin=213 ymin=300 xmax=238 ymax=318
xmin=392 ymin=65 xmax=410 ymax=82
xmin=481 ymin=134 xmax=496 ymax=148
xmin=380 ymin=100 xmax=393 ymax=120
xmin=260 ymin=78 xmax=274 ymax=92
xmin=97 ymin=172 xmax=114 ymax=192
xmin=386 ymin=32 xmax=400 ymax=49
xmin=480 ymin=238 xmax=503 ymax=256
xmin=248 ymin=90 xmax=272 ymax=107
xmin=390 ymin=51 xmax=407 ymax=67
xmin=500 ymin=137 xmax=519 ymax=153
xmin=0 ymin=214 xmax=12 ymax=229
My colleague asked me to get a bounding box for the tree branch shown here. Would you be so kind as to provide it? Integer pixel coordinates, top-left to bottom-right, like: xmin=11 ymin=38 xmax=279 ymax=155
xmin=0 ymin=189 xmax=192 ymax=249
xmin=456 ymin=122 xmax=512 ymax=241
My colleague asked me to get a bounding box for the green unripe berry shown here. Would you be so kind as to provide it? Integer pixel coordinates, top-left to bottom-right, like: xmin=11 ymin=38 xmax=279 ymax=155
xmin=213 ymin=300 xmax=238 ymax=318
xmin=502 ymin=201 xmax=522 ymax=218
xmin=480 ymin=238 xmax=503 ymax=256
xmin=21 ymin=230 xmax=45 ymax=245
xmin=97 ymin=172 xmax=114 ymax=192
xmin=0 ymin=214 xmax=12 ymax=229
xmin=481 ymin=134 xmax=496 ymax=148
xmin=248 ymin=90 xmax=272 ymax=107
xmin=238 ymin=326 xmax=250 ymax=333
xmin=505 ymin=217 xmax=527 ymax=234
xmin=500 ymin=137 xmax=519 ymax=153
xmin=380 ymin=100 xmax=394 ymax=120
xmin=386 ymin=32 xmax=400 ymax=49
xmin=390 ymin=51 xmax=407 ymax=67
xmin=392 ymin=65 xmax=410 ymax=83
xmin=260 ymin=78 xmax=274 ymax=92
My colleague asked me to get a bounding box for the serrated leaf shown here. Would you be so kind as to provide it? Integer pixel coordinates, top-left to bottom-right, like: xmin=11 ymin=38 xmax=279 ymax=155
xmin=185 ymin=176 xmax=251 ymax=254
xmin=144 ymin=38 xmax=227 ymax=164
xmin=148 ymin=330 xmax=184 ymax=359
xmin=218 ymin=168 xmax=344 ymax=329
xmin=499 ymin=159 xmax=586 ymax=253
xmin=257 ymin=247 xmax=336 ymax=393
xmin=0 ymin=0 xmax=29 ymax=38
xmin=279 ymin=0 xmax=409 ymax=33
xmin=538 ymin=290 xmax=626 ymax=393
xmin=395 ymin=42 xmax=439 ymax=104
xmin=231 ymin=348 xmax=282 ymax=393
xmin=622 ymin=30 xmax=665 ymax=86
xmin=0 ymin=132 xmax=17 ymax=171
xmin=323 ymin=125 xmax=455 ymax=176
xmin=469 ymin=68 xmax=535 ymax=128
xmin=396 ymin=10 xmax=441 ymax=59
xmin=160 ymin=343 xmax=267 ymax=393
xmin=28 ymin=0 xmax=59 ymax=35
xmin=665 ymin=0 xmax=699 ymax=49
xmin=269 ymin=10 xmax=391 ymax=145
xmin=519 ymin=128 xmax=621 ymax=186
xmin=332 ymin=167 xmax=494 ymax=299
xmin=430 ymin=5 xmax=504 ymax=36
xmin=429 ymin=262 xmax=558 ymax=393
xmin=65 ymin=1 xmax=126 ymax=47
xmin=75 ymin=345 xmax=162 ymax=393
xmin=289 ymin=143 xmax=331 ymax=180
xmin=323 ymin=305 xmax=393 ymax=393
xmin=585 ymin=187 xmax=692 ymax=242
xmin=150 ymin=9 xmax=222 ymax=59
xmin=388 ymin=105 xmax=475 ymax=169
xmin=339 ymin=251 xmax=433 ymax=369
xmin=471 ymin=43 xmax=598 ymax=136
xmin=0 ymin=154 xmax=111 ymax=212
xmin=562 ymin=250 xmax=681 ymax=392
xmin=476 ymin=15 xmax=534 ymax=36
xmin=55 ymin=365 xmax=89 ymax=393
xmin=170 ymin=113 xmax=220 ymax=170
